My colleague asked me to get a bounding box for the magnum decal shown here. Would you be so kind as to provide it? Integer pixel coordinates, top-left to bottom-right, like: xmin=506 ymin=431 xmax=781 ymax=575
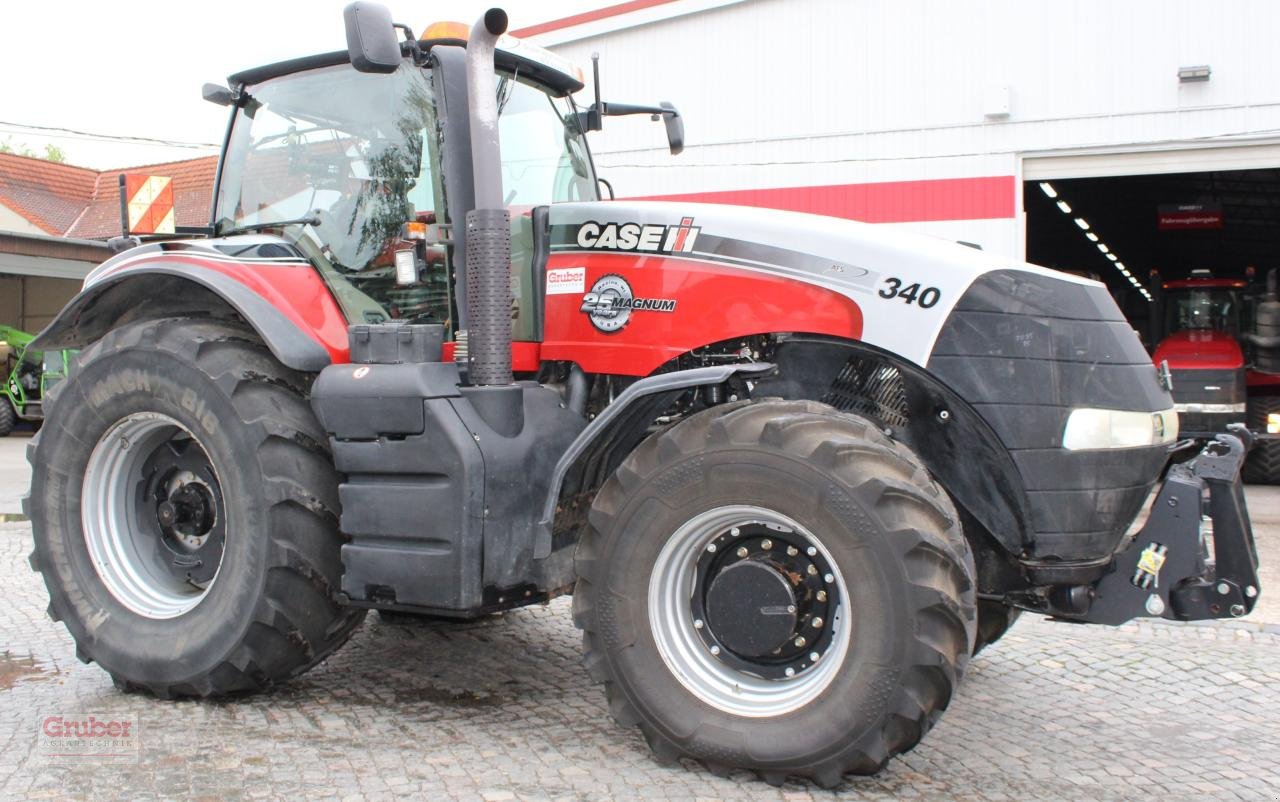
xmin=580 ymin=274 xmax=677 ymax=333
xmin=575 ymin=217 xmax=701 ymax=254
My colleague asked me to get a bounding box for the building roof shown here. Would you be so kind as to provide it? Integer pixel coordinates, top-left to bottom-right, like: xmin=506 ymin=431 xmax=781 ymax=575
xmin=0 ymin=153 xmax=99 ymax=235
xmin=0 ymin=152 xmax=218 ymax=240
xmin=67 ymin=156 xmax=218 ymax=239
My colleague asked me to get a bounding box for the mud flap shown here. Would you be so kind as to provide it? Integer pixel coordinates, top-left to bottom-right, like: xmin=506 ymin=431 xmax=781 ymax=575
xmin=1082 ymin=425 xmax=1261 ymax=625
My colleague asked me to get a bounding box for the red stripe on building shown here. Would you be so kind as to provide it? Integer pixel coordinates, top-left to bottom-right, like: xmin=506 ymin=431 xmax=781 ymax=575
xmin=511 ymin=0 xmax=680 ymax=37
xmin=634 ymin=176 xmax=1016 ymax=224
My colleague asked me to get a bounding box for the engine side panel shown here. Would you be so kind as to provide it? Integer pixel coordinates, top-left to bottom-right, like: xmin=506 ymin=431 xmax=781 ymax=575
xmin=543 ymin=201 xmax=1098 ymax=374
xmin=540 ymin=252 xmax=862 ymax=375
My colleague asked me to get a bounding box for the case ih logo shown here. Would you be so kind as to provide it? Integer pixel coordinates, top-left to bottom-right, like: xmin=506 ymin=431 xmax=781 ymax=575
xmin=575 ymin=217 xmax=701 ymax=254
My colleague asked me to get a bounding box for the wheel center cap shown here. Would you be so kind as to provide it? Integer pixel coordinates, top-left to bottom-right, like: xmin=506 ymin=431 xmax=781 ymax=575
xmin=705 ymin=560 xmax=797 ymax=657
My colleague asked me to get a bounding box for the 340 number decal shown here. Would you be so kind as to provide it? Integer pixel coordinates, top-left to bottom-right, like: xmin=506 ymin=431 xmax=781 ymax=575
xmin=878 ymin=277 xmax=941 ymax=309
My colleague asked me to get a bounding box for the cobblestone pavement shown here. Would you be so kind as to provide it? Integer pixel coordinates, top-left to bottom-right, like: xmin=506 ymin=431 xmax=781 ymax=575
xmin=3 ymin=431 xmax=1280 ymax=800
xmin=1 ymin=515 xmax=1278 ymax=801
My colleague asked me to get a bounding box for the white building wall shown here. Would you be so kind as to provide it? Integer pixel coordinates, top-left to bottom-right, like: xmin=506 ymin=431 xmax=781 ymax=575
xmin=0 ymin=203 xmax=48 ymax=236
xmin=527 ymin=0 xmax=1280 ymax=258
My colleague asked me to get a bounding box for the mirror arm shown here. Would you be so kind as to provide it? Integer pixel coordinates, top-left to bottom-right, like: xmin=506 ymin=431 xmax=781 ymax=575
xmin=601 ymin=102 xmax=673 ymax=118
xmin=393 ymin=22 xmax=426 ymax=62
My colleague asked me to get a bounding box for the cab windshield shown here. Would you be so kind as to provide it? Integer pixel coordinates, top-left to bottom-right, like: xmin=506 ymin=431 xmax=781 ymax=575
xmin=214 ymin=60 xmax=597 ymax=329
xmin=215 ymin=62 xmax=443 ymax=324
xmin=1167 ymin=288 xmax=1240 ymax=334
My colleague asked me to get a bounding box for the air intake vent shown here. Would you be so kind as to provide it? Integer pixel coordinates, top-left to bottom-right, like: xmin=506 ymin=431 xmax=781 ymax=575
xmin=821 ymin=356 xmax=908 ymax=428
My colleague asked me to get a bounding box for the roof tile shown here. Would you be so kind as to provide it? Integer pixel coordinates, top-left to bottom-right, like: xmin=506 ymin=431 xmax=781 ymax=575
xmin=0 ymin=152 xmax=218 ymax=240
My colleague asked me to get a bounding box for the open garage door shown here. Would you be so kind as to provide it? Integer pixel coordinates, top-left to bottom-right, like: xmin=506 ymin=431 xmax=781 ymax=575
xmin=1024 ymin=146 xmax=1280 ymax=348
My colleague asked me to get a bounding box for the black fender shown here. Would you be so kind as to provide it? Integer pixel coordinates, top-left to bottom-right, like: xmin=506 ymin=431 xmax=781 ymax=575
xmin=534 ymin=362 xmax=776 ymax=558
xmin=751 ymin=336 xmax=1031 ymax=558
xmin=31 ymin=262 xmax=332 ymax=372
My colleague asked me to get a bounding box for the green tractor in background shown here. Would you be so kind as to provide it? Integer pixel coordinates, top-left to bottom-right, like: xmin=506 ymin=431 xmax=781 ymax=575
xmin=0 ymin=325 xmax=71 ymax=437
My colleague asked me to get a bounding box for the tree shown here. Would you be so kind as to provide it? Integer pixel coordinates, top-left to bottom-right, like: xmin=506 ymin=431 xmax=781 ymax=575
xmin=0 ymin=137 xmax=68 ymax=163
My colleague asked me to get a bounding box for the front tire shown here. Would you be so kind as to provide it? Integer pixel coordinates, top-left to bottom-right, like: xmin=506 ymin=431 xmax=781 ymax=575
xmin=0 ymin=397 xmax=14 ymax=437
xmin=27 ymin=317 xmax=365 ymax=697
xmin=574 ymin=400 xmax=976 ymax=786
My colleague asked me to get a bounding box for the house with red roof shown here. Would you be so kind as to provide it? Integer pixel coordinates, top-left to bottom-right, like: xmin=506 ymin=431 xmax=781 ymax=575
xmin=0 ymin=152 xmax=217 ymax=332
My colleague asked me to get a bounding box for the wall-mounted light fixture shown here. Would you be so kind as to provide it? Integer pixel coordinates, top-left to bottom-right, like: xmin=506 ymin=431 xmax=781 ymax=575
xmin=1178 ymin=65 xmax=1211 ymax=83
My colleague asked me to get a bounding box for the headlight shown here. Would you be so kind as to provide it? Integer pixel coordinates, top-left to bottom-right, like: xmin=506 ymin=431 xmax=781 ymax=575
xmin=1269 ymin=413 xmax=1280 ymax=435
xmin=1062 ymin=408 xmax=1179 ymax=450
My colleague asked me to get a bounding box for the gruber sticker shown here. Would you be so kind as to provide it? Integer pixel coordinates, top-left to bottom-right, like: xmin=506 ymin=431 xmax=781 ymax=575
xmin=546 ymin=267 xmax=586 ymax=295
xmin=575 ymin=217 xmax=701 ymax=254
xmin=580 ymin=274 xmax=677 ymax=333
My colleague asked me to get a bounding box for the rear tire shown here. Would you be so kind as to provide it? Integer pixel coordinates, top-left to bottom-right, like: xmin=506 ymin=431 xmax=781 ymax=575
xmin=26 ymin=317 xmax=365 ymax=697
xmin=575 ymin=400 xmax=976 ymax=786
xmin=1243 ymin=396 xmax=1280 ymax=484
xmin=0 ymin=397 xmax=14 ymax=437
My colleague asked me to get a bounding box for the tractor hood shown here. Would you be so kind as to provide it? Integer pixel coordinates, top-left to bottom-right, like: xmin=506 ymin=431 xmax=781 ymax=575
xmin=1152 ymin=329 xmax=1245 ymax=371
xmin=546 ymin=200 xmax=1103 ymax=367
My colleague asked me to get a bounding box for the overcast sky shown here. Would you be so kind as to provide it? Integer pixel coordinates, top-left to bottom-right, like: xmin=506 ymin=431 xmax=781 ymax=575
xmin=1 ymin=0 xmax=600 ymax=169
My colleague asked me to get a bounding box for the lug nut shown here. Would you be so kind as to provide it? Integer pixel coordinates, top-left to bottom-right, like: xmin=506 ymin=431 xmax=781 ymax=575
xmin=1216 ymin=582 xmax=1230 ymax=595
xmin=706 ymin=543 xmax=717 ymax=553
xmin=793 ymin=636 xmax=806 ymax=648
xmin=787 ymin=605 xmax=796 ymax=614
xmin=824 ymin=573 xmax=834 ymax=583
xmin=730 ymin=527 xmax=740 ymax=537
xmin=694 ymin=619 xmax=704 ymax=630
xmin=806 ymin=546 xmax=817 ymax=557
xmin=710 ymin=645 xmax=721 ymax=655
xmin=761 ymin=539 xmax=773 ymax=550
xmin=816 ymin=590 xmax=827 ymax=602
xmin=787 ymin=546 xmax=798 ymax=557
xmin=811 ymin=617 xmax=824 ymax=629
xmin=736 ymin=547 xmax=749 ymax=558
xmin=1230 ymin=604 xmax=1246 ymax=617
xmin=809 ymin=652 xmax=820 ymax=661
xmin=1246 ymin=585 xmax=1258 ymax=598
xmin=806 ymin=564 xmax=818 ymax=576
xmin=784 ymin=667 xmax=795 ymax=677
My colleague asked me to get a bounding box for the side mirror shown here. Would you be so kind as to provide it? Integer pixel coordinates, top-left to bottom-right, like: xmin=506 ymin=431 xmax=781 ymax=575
xmin=659 ymin=102 xmax=684 ymax=156
xmin=343 ymin=2 xmax=401 ymax=74
xmin=202 ymin=83 xmax=234 ymax=106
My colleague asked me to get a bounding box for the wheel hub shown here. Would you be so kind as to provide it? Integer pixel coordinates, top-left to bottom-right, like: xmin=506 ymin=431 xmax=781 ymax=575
xmin=156 ymin=472 xmax=216 ymax=545
xmin=705 ymin=560 xmax=797 ymax=656
xmin=690 ymin=523 xmax=841 ymax=680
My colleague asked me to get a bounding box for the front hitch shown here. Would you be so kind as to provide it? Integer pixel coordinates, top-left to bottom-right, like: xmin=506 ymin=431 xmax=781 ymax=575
xmin=1077 ymin=424 xmax=1261 ymax=625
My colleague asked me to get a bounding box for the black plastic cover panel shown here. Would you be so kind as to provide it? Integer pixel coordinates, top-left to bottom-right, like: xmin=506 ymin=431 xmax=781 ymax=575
xmin=930 ymin=270 xmax=1174 ymax=561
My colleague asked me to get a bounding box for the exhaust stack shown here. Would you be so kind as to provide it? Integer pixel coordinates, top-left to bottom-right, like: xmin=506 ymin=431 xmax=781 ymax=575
xmin=463 ymin=8 xmax=513 ymax=386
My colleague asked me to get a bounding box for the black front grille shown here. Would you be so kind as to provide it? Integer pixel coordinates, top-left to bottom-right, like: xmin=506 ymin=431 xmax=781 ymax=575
xmin=821 ymin=355 xmax=908 ymax=428
xmin=1169 ymin=368 xmax=1245 ymax=405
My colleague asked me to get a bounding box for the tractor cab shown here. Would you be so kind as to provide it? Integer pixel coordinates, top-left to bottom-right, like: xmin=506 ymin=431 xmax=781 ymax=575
xmin=202 ymin=17 xmax=679 ymax=357
xmin=207 ymin=29 xmax=595 ymax=343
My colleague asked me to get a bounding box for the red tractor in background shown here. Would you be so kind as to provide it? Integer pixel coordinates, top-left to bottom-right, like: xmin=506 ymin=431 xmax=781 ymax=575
xmin=1150 ymin=268 xmax=1280 ymax=482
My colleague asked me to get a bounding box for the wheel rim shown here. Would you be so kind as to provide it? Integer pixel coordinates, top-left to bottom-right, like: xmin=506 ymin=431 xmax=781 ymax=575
xmin=82 ymin=412 xmax=226 ymax=619
xmin=647 ymin=505 xmax=852 ymax=718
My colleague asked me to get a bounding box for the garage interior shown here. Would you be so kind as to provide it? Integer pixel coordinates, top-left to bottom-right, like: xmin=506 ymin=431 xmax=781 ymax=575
xmin=1024 ymin=165 xmax=1280 ymax=346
